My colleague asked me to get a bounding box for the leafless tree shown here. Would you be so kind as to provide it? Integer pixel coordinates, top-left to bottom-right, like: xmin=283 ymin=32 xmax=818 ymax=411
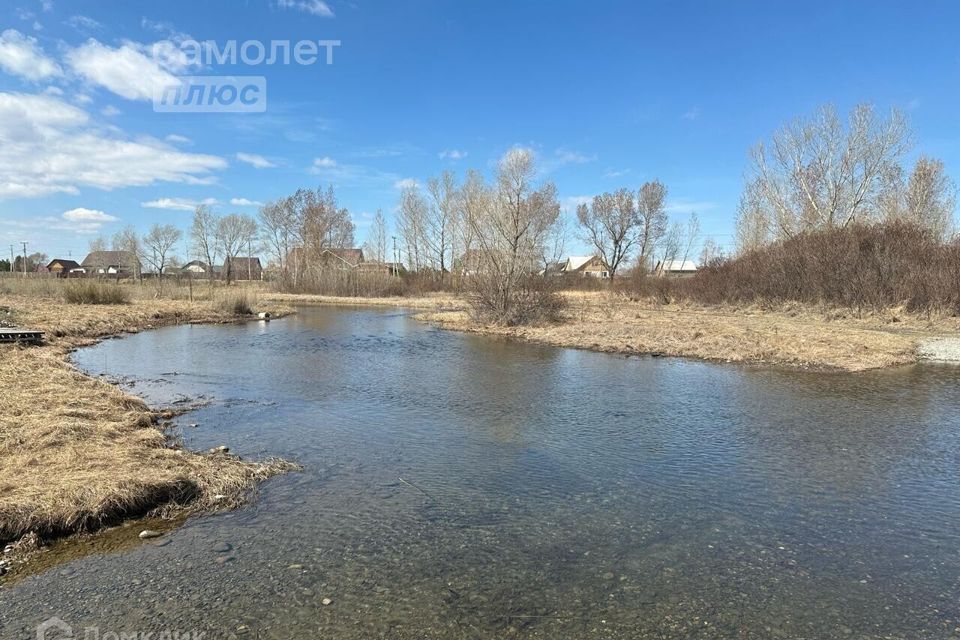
xmin=112 ymin=225 xmax=142 ymax=283
xmin=902 ymin=156 xmax=956 ymax=240
xmin=699 ymin=236 xmax=722 ymax=265
xmin=364 ymin=209 xmax=389 ymax=263
xmin=657 ymin=220 xmax=683 ymax=272
xmin=455 ymin=169 xmax=486 ymax=276
xmin=190 ymin=204 xmax=219 ymax=281
xmin=680 ymin=212 xmax=701 ymax=265
xmin=215 ymin=214 xmax=247 ymax=284
xmin=744 ymin=103 xmax=911 ymax=239
xmin=397 ymin=184 xmax=428 ymax=271
xmin=636 ymin=180 xmax=669 ymax=271
xmin=142 ymin=223 xmax=182 ymax=293
xmin=735 ymin=178 xmax=771 ymax=253
xmin=259 ymin=199 xmax=292 ymax=272
xmin=88 ymin=236 xmax=108 ymax=253
xmin=293 ymin=186 xmax=354 ymax=278
xmin=467 ymin=147 xmax=561 ymax=323
xmin=576 ymin=187 xmax=640 ymax=279
xmin=425 ymin=171 xmax=457 ymax=276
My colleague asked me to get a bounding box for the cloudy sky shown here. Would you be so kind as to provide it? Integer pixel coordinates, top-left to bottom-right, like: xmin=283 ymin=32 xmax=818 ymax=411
xmin=1 ymin=0 xmax=958 ymax=261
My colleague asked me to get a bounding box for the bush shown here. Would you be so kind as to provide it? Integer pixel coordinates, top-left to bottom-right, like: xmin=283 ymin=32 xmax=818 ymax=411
xmin=468 ymin=274 xmax=567 ymax=326
xmin=213 ymin=289 xmax=257 ymax=315
xmin=670 ymin=221 xmax=960 ymax=313
xmin=62 ymin=282 xmax=131 ymax=305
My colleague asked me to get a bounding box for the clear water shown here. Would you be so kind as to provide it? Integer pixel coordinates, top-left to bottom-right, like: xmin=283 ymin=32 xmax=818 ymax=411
xmin=4 ymin=306 xmax=960 ymax=639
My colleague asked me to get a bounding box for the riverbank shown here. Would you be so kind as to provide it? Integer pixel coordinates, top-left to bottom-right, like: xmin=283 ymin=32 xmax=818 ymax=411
xmin=262 ymin=291 xmax=958 ymax=371
xmin=0 ymin=292 xmax=297 ymax=574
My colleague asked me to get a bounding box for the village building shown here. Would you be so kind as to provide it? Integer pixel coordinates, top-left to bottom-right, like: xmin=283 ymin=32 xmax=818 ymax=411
xmin=562 ymin=255 xmax=610 ymax=278
xmin=80 ymin=251 xmax=141 ymax=276
xmin=179 ymin=260 xmax=222 ymax=277
xmin=45 ymin=259 xmax=81 ymax=278
xmin=654 ymin=259 xmax=698 ymax=277
xmin=222 ymin=256 xmax=263 ymax=281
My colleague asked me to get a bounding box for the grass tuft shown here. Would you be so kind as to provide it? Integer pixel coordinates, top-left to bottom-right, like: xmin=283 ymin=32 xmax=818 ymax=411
xmin=63 ymin=282 xmax=131 ymax=305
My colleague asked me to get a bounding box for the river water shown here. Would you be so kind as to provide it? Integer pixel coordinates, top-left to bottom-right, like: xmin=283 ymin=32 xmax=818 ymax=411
xmin=4 ymin=306 xmax=960 ymax=639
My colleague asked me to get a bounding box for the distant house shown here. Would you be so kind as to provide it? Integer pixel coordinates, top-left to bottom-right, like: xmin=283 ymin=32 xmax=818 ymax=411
xmin=180 ymin=260 xmax=222 ymax=277
xmin=318 ymin=248 xmax=364 ymax=269
xmin=223 ymin=256 xmax=263 ymax=281
xmin=81 ymin=251 xmax=140 ymax=276
xmin=562 ymin=255 xmax=610 ymax=278
xmin=654 ymin=259 xmax=698 ymax=277
xmin=46 ymin=258 xmax=81 ymax=278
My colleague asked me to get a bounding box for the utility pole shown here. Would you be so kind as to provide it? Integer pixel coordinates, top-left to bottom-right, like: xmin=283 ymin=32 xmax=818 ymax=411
xmin=21 ymin=241 xmax=27 ymax=277
xmin=392 ymin=236 xmax=398 ymax=276
xmin=8 ymin=245 xmax=14 ymax=272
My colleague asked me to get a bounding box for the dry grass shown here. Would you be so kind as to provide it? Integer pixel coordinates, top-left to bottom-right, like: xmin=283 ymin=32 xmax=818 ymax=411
xmin=419 ymin=291 xmax=960 ymax=372
xmin=0 ymin=288 xmax=296 ymax=549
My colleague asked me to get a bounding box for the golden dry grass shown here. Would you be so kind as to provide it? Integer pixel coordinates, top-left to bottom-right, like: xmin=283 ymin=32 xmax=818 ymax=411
xmin=419 ymin=291 xmax=960 ymax=372
xmin=263 ymin=291 xmax=466 ymax=310
xmin=0 ymin=286 xmax=295 ymax=547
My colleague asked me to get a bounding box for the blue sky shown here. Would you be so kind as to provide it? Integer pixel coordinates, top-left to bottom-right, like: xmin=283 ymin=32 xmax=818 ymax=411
xmin=1 ymin=0 xmax=958 ymax=261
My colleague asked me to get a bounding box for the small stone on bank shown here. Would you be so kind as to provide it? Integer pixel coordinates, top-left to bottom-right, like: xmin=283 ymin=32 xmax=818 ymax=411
xmin=322 ymin=597 xmax=333 ymax=606
xmin=138 ymin=530 xmax=163 ymax=540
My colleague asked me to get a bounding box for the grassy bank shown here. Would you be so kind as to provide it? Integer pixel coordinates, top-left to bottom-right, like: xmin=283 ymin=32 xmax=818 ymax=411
xmin=0 ymin=282 xmax=296 ymax=566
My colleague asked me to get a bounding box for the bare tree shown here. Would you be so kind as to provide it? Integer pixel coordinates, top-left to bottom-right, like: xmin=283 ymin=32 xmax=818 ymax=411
xmin=636 ymin=180 xmax=669 ymax=271
xmin=680 ymin=212 xmax=701 ymax=265
xmin=576 ymin=188 xmax=639 ymax=280
xmin=362 ymin=209 xmax=389 ymax=264
xmin=142 ymin=223 xmax=182 ymax=293
xmin=903 ymin=156 xmax=956 ymax=240
xmin=657 ymin=220 xmax=683 ymax=273
xmin=745 ymin=103 xmax=911 ymax=240
xmin=88 ymin=236 xmax=108 ymax=253
xmin=215 ymin=214 xmax=247 ymax=284
xmin=397 ymin=184 xmax=428 ymax=271
xmin=699 ymin=236 xmax=722 ymax=265
xmin=455 ymin=169 xmax=486 ymax=277
xmin=735 ymin=178 xmax=771 ymax=253
xmin=425 ymin=171 xmax=457 ymax=276
xmin=467 ymin=147 xmax=561 ymax=323
xmin=112 ymin=225 xmax=142 ymax=283
xmin=292 ymin=186 xmax=354 ymax=279
xmin=190 ymin=204 xmax=219 ymax=281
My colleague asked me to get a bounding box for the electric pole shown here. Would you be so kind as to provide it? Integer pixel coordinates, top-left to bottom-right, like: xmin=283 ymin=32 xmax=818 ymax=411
xmin=8 ymin=245 xmax=13 ymax=272
xmin=21 ymin=241 xmax=27 ymax=276
xmin=392 ymin=236 xmax=398 ymax=276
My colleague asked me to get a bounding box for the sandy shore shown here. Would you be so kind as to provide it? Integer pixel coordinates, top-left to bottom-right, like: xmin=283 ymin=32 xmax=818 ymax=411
xmin=0 ymin=292 xmax=296 ymax=573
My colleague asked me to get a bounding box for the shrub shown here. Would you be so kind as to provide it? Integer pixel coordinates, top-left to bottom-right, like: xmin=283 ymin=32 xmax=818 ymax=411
xmin=62 ymin=282 xmax=131 ymax=305
xmin=213 ymin=289 xmax=256 ymax=315
xmin=670 ymin=221 xmax=960 ymax=313
xmin=468 ymin=274 xmax=567 ymax=326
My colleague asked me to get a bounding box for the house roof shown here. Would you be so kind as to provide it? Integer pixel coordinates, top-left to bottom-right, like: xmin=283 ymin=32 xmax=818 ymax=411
xmin=565 ymin=256 xmax=600 ymax=271
xmin=47 ymin=258 xmax=81 ymax=270
xmin=319 ymin=248 xmax=364 ymax=267
xmin=658 ymin=260 xmax=698 ymax=272
xmin=224 ymin=256 xmax=262 ymax=270
xmin=81 ymin=251 xmax=139 ymax=268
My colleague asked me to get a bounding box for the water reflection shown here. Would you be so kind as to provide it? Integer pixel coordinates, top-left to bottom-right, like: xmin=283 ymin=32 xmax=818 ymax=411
xmin=3 ymin=306 xmax=960 ymax=638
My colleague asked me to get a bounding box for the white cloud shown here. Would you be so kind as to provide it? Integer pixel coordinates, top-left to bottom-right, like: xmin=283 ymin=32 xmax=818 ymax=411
xmin=682 ymin=107 xmax=700 ymax=121
xmin=0 ymin=92 xmax=227 ymax=198
xmin=603 ymin=168 xmax=631 ymax=179
xmin=62 ymin=207 xmax=117 ymax=222
xmin=553 ymin=148 xmax=596 ymax=165
xmin=308 ymin=157 xmax=400 ymax=189
xmin=438 ymin=149 xmax=467 ymax=160
xmin=65 ymin=15 xmax=103 ymax=33
xmin=41 ymin=1 xmax=54 ymax=13
xmin=312 ymin=156 xmax=337 ymax=168
xmin=0 ymin=29 xmax=62 ymax=81
xmin=101 ymin=104 xmax=120 ymax=116
xmin=276 ymin=0 xmax=335 ymax=18
xmin=236 ymin=152 xmax=277 ymax=169
xmin=561 ymin=195 xmax=593 ymax=212
xmin=165 ymin=133 xmax=191 ymax=144
xmin=230 ymin=197 xmax=262 ymax=206
xmin=393 ymin=178 xmax=418 ymax=190
xmin=141 ymin=197 xmax=219 ymax=211
xmin=65 ymin=39 xmax=178 ymax=101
